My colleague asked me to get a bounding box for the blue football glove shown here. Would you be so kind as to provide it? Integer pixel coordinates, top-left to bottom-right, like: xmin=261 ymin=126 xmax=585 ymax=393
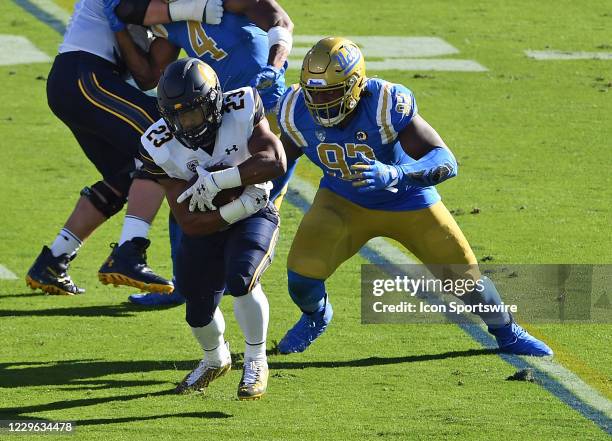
xmin=250 ymin=65 xmax=284 ymax=90
xmin=103 ymin=0 xmax=126 ymax=32
xmin=349 ymin=152 xmax=399 ymax=193
xmin=250 ymin=64 xmax=287 ymax=111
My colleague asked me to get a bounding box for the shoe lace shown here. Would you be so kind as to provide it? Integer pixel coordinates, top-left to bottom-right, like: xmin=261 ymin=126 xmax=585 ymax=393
xmin=242 ymin=360 xmax=264 ymax=385
xmin=186 ymin=359 xmax=210 ymax=385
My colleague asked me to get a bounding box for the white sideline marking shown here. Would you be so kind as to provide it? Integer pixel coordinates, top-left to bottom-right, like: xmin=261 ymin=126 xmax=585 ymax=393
xmin=525 ymin=50 xmax=612 ymax=60
xmin=529 ymin=357 xmax=612 ymax=417
xmin=0 ymin=35 xmax=51 ymax=66
xmin=0 ymin=264 xmax=18 ymax=280
xmin=288 ymin=175 xmax=612 ymax=419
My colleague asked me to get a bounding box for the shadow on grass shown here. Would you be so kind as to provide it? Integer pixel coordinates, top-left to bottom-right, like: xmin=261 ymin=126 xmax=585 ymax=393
xmin=6 ymin=411 xmax=233 ymax=427
xmin=1 ymin=348 xmax=497 ymax=390
xmin=0 ymin=302 xmax=179 ymax=318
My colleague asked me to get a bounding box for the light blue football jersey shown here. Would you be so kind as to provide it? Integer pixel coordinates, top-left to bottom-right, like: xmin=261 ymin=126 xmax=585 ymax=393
xmin=151 ymin=12 xmax=268 ymax=90
xmin=278 ymin=78 xmax=441 ymax=211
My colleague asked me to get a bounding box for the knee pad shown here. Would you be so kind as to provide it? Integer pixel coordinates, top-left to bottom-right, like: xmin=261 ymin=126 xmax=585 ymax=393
xmin=287 ymin=270 xmax=326 ymax=312
xmin=114 ymin=0 xmax=151 ymax=24
xmin=185 ymin=299 xmax=215 ymax=328
xmin=225 ymin=273 xmax=251 ymax=298
xmin=80 ymin=181 xmax=127 ymax=218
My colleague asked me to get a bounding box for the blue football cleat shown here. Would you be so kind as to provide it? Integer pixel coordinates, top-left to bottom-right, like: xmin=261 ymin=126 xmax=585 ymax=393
xmin=278 ymin=300 xmax=333 ymax=354
xmin=128 ymin=290 xmax=185 ymax=306
xmin=489 ymin=322 xmax=553 ymax=356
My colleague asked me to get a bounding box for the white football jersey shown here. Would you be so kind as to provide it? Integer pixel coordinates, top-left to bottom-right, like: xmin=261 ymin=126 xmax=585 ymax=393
xmin=59 ymin=0 xmax=152 ymax=64
xmin=139 ymin=87 xmax=266 ymax=182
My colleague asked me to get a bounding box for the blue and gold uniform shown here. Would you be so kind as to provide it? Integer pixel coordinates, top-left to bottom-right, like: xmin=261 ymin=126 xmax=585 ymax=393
xmin=279 ymin=78 xmax=476 ymax=281
xmin=277 ymin=37 xmax=553 ymax=358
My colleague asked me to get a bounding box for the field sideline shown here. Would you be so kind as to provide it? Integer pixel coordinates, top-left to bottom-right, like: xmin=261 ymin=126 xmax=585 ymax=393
xmin=0 ymin=0 xmax=610 ymax=439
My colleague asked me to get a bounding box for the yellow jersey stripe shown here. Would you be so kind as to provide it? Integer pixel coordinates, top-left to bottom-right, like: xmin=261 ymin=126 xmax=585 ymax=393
xmin=380 ymin=83 xmax=394 ymax=144
xmin=282 ymin=87 xmax=307 ymax=147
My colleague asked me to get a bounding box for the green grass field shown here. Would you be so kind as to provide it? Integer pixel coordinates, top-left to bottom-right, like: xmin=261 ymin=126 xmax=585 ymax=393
xmin=0 ymin=0 xmax=610 ymax=439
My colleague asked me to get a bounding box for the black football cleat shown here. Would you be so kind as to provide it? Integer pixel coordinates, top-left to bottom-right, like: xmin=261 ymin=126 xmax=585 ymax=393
xmin=25 ymin=246 xmax=85 ymax=296
xmin=98 ymin=237 xmax=174 ymax=293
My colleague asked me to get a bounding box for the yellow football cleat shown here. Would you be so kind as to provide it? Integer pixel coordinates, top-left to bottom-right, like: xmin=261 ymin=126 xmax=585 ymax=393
xmin=237 ymin=359 xmax=269 ymax=400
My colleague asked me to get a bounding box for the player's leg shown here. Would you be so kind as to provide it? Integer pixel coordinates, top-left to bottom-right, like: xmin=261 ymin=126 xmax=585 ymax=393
xmin=174 ymin=233 xmax=231 ymax=394
xmin=384 ymin=201 xmax=552 ymax=356
xmin=79 ymin=64 xmax=174 ymax=293
xmin=279 ymin=189 xmax=375 ymax=353
xmin=27 ymin=52 xmax=155 ymax=295
xmin=223 ymin=205 xmax=280 ymax=400
xmin=128 ymin=211 xmax=186 ymax=305
xmin=98 ymin=177 xmax=174 ymax=294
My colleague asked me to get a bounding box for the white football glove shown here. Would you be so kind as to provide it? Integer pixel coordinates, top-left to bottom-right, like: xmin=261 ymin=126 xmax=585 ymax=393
xmin=204 ymin=0 xmax=223 ymax=24
xmin=239 ymin=182 xmax=272 ymax=215
xmin=168 ymin=0 xmax=223 ymax=25
xmin=176 ymin=165 xmax=221 ymax=212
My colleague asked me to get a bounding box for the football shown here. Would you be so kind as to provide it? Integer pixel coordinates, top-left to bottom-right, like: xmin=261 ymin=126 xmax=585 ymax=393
xmin=185 ymin=164 xmax=244 ymax=208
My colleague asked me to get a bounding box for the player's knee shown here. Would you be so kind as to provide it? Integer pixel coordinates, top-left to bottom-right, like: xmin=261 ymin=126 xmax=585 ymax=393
xmin=225 ymin=272 xmax=252 ymax=297
xmin=287 ymin=270 xmax=326 ymax=309
xmin=114 ymin=0 xmax=151 ymax=24
xmin=80 ymin=180 xmax=128 ymax=218
xmin=185 ymin=300 xmax=215 ymax=327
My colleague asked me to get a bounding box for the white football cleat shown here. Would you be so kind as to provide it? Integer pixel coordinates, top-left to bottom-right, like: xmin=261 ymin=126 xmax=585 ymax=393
xmin=175 ymin=343 xmax=232 ymax=394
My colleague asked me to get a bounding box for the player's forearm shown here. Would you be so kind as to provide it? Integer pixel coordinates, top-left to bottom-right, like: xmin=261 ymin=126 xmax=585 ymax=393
xmin=174 ymin=208 xmax=229 ymax=236
xmin=238 ymin=149 xmax=287 ymax=185
xmin=115 ymin=0 xmax=218 ymax=25
xmin=395 ymin=146 xmax=458 ymax=187
xmin=114 ymin=31 xmax=159 ymax=90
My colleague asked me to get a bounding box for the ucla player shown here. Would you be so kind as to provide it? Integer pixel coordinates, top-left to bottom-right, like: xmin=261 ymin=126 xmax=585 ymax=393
xmin=97 ymin=0 xmax=295 ymax=306
xmin=139 ymin=58 xmax=285 ymax=399
xmin=25 ymin=0 xmax=219 ymax=295
xmin=274 ymin=37 xmax=553 ymax=357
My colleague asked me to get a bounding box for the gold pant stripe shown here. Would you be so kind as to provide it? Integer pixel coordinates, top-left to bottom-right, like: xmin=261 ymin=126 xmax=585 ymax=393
xmin=91 ymin=73 xmax=156 ymax=124
xmin=247 ymin=224 xmax=280 ymax=293
xmin=77 ymin=79 xmax=144 ymax=135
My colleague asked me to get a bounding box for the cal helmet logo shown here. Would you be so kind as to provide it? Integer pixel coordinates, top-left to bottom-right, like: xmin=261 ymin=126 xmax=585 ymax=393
xmin=186 ymin=159 xmax=199 ymax=172
xmin=336 ymin=45 xmax=360 ymax=73
xmin=197 ymin=62 xmax=218 ymax=87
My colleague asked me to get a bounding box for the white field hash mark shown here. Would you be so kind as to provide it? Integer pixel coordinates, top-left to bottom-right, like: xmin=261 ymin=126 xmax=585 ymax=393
xmin=525 ymin=50 xmax=612 ymax=60
xmin=0 ymin=35 xmax=51 ymax=66
xmin=288 ymin=175 xmax=612 ymax=420
xmin=0 ymin=264 xmax=18 ymax=280
xmin=290 ymin=35 xmax=487 ymax=72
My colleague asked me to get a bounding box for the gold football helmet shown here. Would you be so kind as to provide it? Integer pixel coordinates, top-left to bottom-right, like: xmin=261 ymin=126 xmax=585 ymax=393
xmin=300 ymin=37 xmax=366 ymax=127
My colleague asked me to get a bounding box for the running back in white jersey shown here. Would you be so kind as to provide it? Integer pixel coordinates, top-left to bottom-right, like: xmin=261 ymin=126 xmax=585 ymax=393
xmin=59 ymin=0 xmax=152 ymax=64
xmin=139 ymin=87 xmax=266 ymax=182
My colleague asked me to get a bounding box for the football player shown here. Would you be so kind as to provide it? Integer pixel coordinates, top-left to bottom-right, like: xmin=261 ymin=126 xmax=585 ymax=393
xmin=97 ymin=0 xmax=296 ymax=306
xmin=138 ymin=58 xmax=285 ymax=399
xmin=25 ymin=0 xmax=221 ymax=295
xmin=273 ymin=37 xmax=553 ymax=357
